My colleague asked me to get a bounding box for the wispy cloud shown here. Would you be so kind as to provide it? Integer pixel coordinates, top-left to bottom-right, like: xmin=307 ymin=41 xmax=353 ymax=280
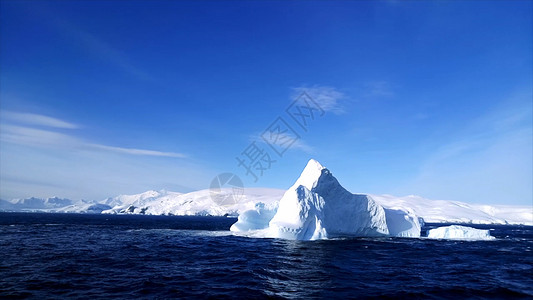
xmin=89 ymin=144 xmax=186 ymax=158
xmin=0 ymin=125 xmax=79 ymax=147
xmin=0 ymin=112 xmax=186 ymax=158
xmin=31 ymin=3 xmax=152 ymax=81
xmin=64 ymin=26 xmax=152 ymax=81
xmin=292 ymin=85 xmax=347 ymax=114
xmin=400 ymin=93 xmax=532 ymax=205
xmin=2 ymin=111 xmax=78 ymax=129
xmin=0 ymin=129 xmax=203 ymax=201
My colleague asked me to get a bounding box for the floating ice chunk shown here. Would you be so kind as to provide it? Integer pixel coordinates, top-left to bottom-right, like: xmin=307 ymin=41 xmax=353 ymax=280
xmin=229 ymin=202 xmax=277 ymax=232
xmin=427 ymin=225 xmax=495 ymax=240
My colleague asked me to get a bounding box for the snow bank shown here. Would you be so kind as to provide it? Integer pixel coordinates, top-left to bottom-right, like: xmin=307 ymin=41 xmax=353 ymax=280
xmin=231 ymin=159 xmax=420 ymax=240
xmin=427 ymin=225 xmax=495 ymax=240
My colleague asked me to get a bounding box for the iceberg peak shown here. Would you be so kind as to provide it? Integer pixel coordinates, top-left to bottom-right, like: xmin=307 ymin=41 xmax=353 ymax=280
xmin=291 ymin=159 xmax=326 ymax=191
xmin=305 ymin=158 xmax=325 ymax=170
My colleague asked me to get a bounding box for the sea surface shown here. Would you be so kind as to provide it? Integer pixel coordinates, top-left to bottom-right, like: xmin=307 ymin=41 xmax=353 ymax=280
xmin=1 ymin=212 xmax=532 ymax=299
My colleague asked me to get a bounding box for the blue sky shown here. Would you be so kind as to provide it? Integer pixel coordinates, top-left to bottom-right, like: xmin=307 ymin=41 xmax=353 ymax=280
xmin=0 ymin=0 xmax=531 ymax=205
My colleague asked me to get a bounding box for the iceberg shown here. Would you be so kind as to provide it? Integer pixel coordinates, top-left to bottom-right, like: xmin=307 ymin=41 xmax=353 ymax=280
xmin=229 ymin=202 xmax=277 ymax=232
xmin=231 ymin=159 xmax=421 ymax=240
xmin=427 ymin=225 xmax=495 ymax=240
xmin=382 ymin=208 xmax=421 ymax=238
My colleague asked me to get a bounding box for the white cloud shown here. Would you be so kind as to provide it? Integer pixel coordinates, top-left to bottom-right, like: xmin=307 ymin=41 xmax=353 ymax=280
xmin=0 ymin=125 xmax=79 ymax=147
xmin=0 ymin=113 xmax=186 ymax=158
xmin=0 ymin=112 xmax=197 ymax=200
xmin=0 ymin=141 xmax=205 ymax=201
xmin=2 ymin=111 xmax=78 ymax=129
xmin=292 ymin=85 xmax=347 ymax=114
xmin=89 ymin=144 xmax=186 ymax=158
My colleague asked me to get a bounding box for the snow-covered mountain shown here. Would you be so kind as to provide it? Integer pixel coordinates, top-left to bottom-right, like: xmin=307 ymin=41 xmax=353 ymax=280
xmin=371 ymin=194 xmax=532 ymax=225
xmin=0 ymin=196 xmax=111 ymax=213
xmin=0 ymin=188 xmax=282 ymax=216
xmin=1 ymin=161 xmax=531 ymax=226
xmin=100 ymin=188 xmax=281 ymax=216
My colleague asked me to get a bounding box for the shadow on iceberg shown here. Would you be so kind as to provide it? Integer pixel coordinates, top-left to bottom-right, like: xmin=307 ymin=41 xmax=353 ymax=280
xmin=231 ymin=159 xmax=421 ymax=240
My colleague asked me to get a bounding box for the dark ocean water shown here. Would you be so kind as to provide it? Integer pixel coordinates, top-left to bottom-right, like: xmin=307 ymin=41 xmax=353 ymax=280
xmin=0 ymin=213 xmax=532 ymax=299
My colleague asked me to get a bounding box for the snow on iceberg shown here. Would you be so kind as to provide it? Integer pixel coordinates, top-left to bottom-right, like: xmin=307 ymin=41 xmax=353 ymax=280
xmin=231 ymin=159 xmax=421 ymax=240
xmin=427 ymin=225 xmax=495 ymax=240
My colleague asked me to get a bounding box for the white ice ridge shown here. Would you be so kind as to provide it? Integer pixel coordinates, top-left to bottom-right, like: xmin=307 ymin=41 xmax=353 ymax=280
xmin=427 ymin=225 xmax=495 ymax=240
xmin=230 ymin=159 xmax=421 ymax=240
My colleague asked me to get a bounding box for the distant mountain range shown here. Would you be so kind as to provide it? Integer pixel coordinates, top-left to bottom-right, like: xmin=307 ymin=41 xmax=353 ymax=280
xmin=1 ymin=187 xmax=531 ymax=225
